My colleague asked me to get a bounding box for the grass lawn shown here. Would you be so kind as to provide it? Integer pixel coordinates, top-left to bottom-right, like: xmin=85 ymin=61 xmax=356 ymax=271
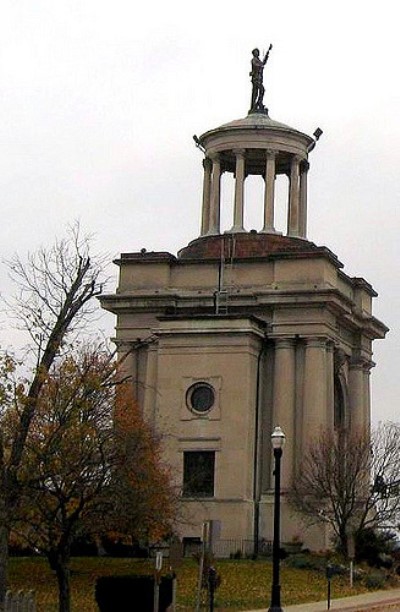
xmin=8 ymin=555 xmax=394 ymax=611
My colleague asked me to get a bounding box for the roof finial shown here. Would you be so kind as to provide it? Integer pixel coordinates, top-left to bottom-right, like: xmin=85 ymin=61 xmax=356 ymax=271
xmin=249 ymin=44 xmax=272 ymax=115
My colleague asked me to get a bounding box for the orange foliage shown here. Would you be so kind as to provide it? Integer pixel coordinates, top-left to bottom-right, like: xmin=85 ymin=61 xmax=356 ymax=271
xmin=10 ymin=347 xmax=176 ymax=553
xmin=108 ymin=383 xmax=177 ymax=543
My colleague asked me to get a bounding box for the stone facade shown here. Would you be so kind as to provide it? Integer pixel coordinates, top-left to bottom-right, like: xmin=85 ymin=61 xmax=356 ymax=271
xmin=100 ymin=109 xmax=387 ymax=552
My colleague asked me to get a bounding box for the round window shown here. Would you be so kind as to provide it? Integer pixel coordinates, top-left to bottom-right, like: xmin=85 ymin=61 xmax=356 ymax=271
xmin=187 ymin=383 xmax=215 ymax=414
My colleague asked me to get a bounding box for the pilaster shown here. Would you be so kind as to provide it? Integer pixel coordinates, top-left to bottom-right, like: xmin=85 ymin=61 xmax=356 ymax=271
xmin=326 ymin=341 xmax=335 ymax=431
xmin=302 ymin=337 xmax=328 ymax=449
xmin=363 ymin=362 xmax=373 ymax=435
xmin=142 ymin=343 xmax=159 ymax=425
xmin=348 ymin=358 xmax=365 ymax=435
xmin=273 ymin=338 xmax=296 ymax=489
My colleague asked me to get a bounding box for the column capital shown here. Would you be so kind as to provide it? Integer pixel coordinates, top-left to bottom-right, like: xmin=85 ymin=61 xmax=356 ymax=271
xmin=209 ymin=152 xmax=220 ymax=162
xmin=232 ymin=148 xmax=246 ymax=157
xmin=202 ymin=157 xmax=212 ymax=171
xmin=334 ymin=347 xmax=347 ymax=373
xmin=114 ymin=339 xmax=144 ymax=351
xmin=326 ymin=340 xmax=336 ymax=353
xmin=300 ymin=159 xmax=310 ymax=173
xmin=349 ymin=356 xmax=375 ymax=371
xmin=266 ymin=148 xmax=276 ymax=159
xmin=274 ymin=337 xmax=296 ymax=350
xmin=304 ymin=337 xmax=328 ymax=349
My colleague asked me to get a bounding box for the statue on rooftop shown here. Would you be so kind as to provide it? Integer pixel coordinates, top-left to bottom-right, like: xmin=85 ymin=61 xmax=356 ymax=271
xmin=249 ymin=44 xmax=272 ymax=114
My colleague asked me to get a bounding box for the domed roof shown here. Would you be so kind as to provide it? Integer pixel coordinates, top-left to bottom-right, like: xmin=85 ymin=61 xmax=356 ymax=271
xmin=178 ymin=233 xmax=343 ymax=267
xmin=219 ymin=112 xmax=293 ymax=131
xmin=200 ymin=111 xmax=313 ymax=145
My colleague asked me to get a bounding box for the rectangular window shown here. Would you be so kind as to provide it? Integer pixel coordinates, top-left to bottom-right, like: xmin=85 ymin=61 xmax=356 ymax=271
xmin=182 ymin=451 xmax=215 ymax=498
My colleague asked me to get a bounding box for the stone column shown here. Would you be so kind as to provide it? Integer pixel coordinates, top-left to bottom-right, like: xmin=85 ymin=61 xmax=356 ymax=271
xmin=326 ymin=342 xmax=335 ymax=431
xmin=363 ymin=362 xmax=373 ymax=435
xmin=299 ymin=160 xmax=309 ymax=239
xmin=208 ymin=154 xmax=222 ymax=235
xmin=262 ymin=150 xmax=276 ymax=233
xmin=287 ymin=155 xmax=301 ymax=237
xmin=114 ymin=340 xmax=135 ymax=387
xmin=229 ymin=149 xmax=246 ymax=233
xmin=348 ymin=358 xmax=365 ymax=435
xmin=200 ymin=157 xmax=212 ymax=236
xmin=273 ymin=338 xmax=296 ymax=489
xmin=302 ymin=338 xmax=328 ymax=451
xmin=142 ymin=343 xmax=159 ymax=425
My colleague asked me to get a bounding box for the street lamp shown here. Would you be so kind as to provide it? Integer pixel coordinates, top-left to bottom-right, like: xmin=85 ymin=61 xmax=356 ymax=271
xmin=269 ymin=425 xmax=286 ymax=612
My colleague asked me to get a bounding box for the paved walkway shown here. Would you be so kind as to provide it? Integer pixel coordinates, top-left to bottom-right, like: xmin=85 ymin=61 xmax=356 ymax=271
xmin=244 ymin=586 xmax=400 ymax=611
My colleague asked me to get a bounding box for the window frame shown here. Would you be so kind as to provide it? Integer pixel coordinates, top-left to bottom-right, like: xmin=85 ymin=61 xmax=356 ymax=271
xmin=182 ymin=450 xmax=216 ymax=498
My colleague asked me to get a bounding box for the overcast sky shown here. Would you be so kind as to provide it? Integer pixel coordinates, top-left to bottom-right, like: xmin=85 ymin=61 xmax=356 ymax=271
xmin=1 ymin=0 xmax=399 ymax=423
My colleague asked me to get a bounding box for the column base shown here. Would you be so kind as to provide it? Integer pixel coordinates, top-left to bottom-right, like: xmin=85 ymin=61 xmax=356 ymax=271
xmin=260 ymin=228 xmax=282 ymax=235
xmin=225 ymin=226 xmax=246 ymax=234
xmin=286 ymin=232 xmax=308 ymax=240
xmin=203 ymin=229 xmax=220 ymax=237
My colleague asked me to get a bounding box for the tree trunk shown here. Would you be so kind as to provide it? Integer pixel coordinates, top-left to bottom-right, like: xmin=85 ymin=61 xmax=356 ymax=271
xmin=0 ymin=441 xmax=9 ymax=610
xmin=53 ymin=556 xmax=71 ymax=612
xmin=0 ymin=515 xmax=9 ymax=610
xmin=338 ymin=525 xmax=348 ymax=557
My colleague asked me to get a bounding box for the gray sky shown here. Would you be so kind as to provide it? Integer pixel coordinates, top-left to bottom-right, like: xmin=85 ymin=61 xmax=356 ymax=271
xmin=1 ymin=0 xmax=399 ymax=423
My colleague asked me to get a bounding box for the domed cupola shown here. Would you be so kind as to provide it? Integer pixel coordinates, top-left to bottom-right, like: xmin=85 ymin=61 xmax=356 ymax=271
xmin=192 ymin=46 xmax=322 ymax=242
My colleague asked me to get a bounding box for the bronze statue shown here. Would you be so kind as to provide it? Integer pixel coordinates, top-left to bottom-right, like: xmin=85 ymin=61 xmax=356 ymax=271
xmin=250 ymin=44 xmax=272 ymax=113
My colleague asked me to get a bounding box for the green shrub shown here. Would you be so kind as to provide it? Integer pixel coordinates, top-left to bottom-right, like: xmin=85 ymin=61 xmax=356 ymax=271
xmin=231 ymin=549 xmax=242 ymax=560
xmin=364 ymin=572 xmax=386 ymax=590
xmin=285 ymin=554 xmax=323 ymax=571
xmin=356 ymin=528 xmax=396 ymax=567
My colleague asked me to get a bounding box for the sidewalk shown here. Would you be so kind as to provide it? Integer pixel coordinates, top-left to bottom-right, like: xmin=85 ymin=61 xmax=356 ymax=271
xmin=244 ymin=586 xmax=400 ymax=611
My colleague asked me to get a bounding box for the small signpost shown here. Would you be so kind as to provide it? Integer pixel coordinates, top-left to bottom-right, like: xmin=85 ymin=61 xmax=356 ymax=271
xmin=195 ymin=522 xmax=210 ymax=612
xmin=169 ymin=539 xmax=183 ymax=611
xmin=194 ymin=522 xmax=221 ymax=612
xmin=207 ymin=566 xmax=218 ymax=612
xmin=326 ymin=564 xmax=344 ymax=610
xmin=326 ymin=564 xmax=334 ymax=610
xmin=153 ymin=551 xmax=163 ymax=612
xmin=347 ymin=534 xmax=355 ymax=588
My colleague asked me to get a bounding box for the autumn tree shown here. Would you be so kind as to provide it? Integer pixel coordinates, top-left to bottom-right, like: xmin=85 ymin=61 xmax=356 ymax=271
xmin=0 ymin=224 xmax=105 ymax=607
xmin=103 ymin=383 xmax=177 ymax=544
xmin=290 ymin=424 xmax=400 ymax=553
xmin=9 ymin=345 xmax=176 ymax=612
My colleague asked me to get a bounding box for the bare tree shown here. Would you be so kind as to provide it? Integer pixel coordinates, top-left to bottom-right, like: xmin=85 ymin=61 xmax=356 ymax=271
xmin=363 ymin=423 xmax=400 ymax=532
xmin=289 ymin=424 xmax=400 ymax=553
xmin=0 ymin=224 xmax=106 ymax=606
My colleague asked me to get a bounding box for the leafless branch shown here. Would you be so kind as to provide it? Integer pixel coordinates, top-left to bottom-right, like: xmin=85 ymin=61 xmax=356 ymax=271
xmin=290 ymin=425 xmax=400 ymax=552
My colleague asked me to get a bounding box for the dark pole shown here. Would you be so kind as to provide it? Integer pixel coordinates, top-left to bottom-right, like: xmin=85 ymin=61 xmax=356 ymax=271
xmin=269 ymin=447 xmax=283 ymax=612
xmin=208 ymin=566 xmax=217 ymax=612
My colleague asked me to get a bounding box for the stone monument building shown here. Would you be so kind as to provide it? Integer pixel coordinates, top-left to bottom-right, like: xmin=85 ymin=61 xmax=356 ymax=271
xmin=100 ymin=53 xmax=387 ymax=552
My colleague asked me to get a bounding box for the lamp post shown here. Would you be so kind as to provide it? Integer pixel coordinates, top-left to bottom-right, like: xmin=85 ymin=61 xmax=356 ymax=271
xmin=269 ymin=425 xmax=286 ymax=612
